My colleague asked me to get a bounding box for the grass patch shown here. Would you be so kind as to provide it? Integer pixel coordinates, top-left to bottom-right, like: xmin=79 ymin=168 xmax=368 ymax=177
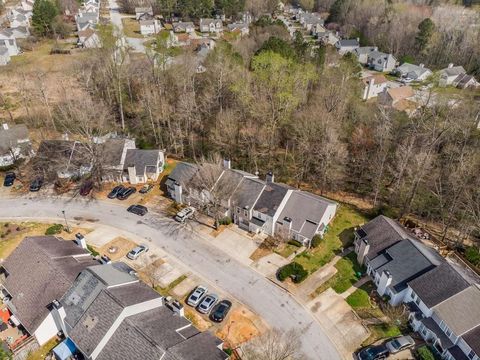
xmin=294 ymin=204 xmax=368 ymax=274
xmin=121 ymin=18 xmax=144 ymax=38
xmin=313 ymin=252 xmax=364 ymax=296
xmin=346 ymin=281 xmax=385 ymax=319
xmin=364 ymin=323 xmax=402 ymax=346
xmin=346 ymin=283 xmax=372 ymax=308
xmin=87 ymin=244 xmax=100 ymax=257
xmin=26 ymin=337 xmax=59 ymax=360
xmin=274 ymin=243 xmax=301 ymax=258
xmin=155 ymin=275 xmax=187 ymax=296
xmin=45 ymin=223 xmax=63 ymax=235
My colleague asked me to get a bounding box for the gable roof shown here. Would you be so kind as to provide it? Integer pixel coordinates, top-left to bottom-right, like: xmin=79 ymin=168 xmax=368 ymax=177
xmin=395 ymin=63 xmax=431 ymax=79
xmin=441 ymin=65 xmax=466 ymax=77
xmin=408 ymin=262 xmax=470 ymax=308
xmin=124 ymin=149 xmax=162 ymax=174
xmin=0 ymin=123 xmax=29 ymax=155
xmin=2 ymin=236 xmax=97 ymax=332
xmin=166 ymin=162 xmax=198 ymax=188
xmin=231 ymin=177 xmax=265 ymax=210
xmin=253 ymin=182 xmax=292 ymax=217
xmin=356 ymin=215 xmax=416 ymax=260
xmin=463 ymin=325 xmax=480 ymax=356
xmin=363 ymin=74 xmax=388 ymax=85
xmin=370 ymin=239 xmax=442 ymax=292
xmin=354 ymin=46 xmax=377 ymax=55
xmin=433 ymin=285 xmax=480 ymax=336
xmin=277 ymin=191 xmax=336 ymax=240
xmin=338 ymin=39 xmax=359 ymax=47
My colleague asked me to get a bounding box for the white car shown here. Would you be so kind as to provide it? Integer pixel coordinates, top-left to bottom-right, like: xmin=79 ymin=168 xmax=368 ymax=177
xmin=385 ymin=335 xmax=415 ymax=354
xmin=174 ymin=207 xmax=195 ymax=223
xmin=197 ymin=294 xmax=218 ymax=314
xmin=127 ymin=245 xmax=149 ymax=260
xmin=187 ymin=286 xmax=208 ymax=307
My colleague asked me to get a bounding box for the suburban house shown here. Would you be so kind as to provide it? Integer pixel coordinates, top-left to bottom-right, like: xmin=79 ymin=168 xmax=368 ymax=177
xmin=140 ymin=19 xmax=161 ymax=36
xmin=165 ymin=162 xmax=199 ymax=204
xmin=172 ymin=21 xmax=195 ymax=33
xmin=354 ymin=216 xmax=480 ymax=360
xmin=0 ymin=123 xmax=32 ymax=166
xmin=318 ymin=31 xmax=340 ymax=46
xmin=230 ymin=177 xmax=266 ymax=231
xmin=453 ymin=74 xmax=480 ymax=89
xmin=135 ymin=6 xmax=153 ymax=20
xmin=378 ymin=85 xmax=417 ymax=112
xmin=78 ymin=28 xmax=100 ymax=48
xmin=227 ymin=22 xmax=249 ymax=36
xmin=0 ymin=236 xmax=98 ymax=347
xmin=353 ymin=46 xmax=378 ymax=64
xmin=55 ymin=264 xmax=229 ymax=360
xmin=335 ymin=38 xmax=360 ymax=54
xmin=249 ymin=175 xmax=294 ymax=236
xmin=0 ymin=37 xmax=19 ymax=57
xmin=362 ymin=74 xmax=388 ymax=100
xmin=75 ymin=12 xmax=99 ymax=31
xmin=199 ymin=18 xmax=223 ymax=33
xmin=439 ymin=64 xmax=466 ymax=87
xmin=0 ymin=26 xmax=29 ymax=40
xmin=168 ymin=31 xmax=192 ymax=47
xmin=275 ymin=191 xmax=337 ymax=245
xmin=394 ymin=63 xmax=432 ymax=81
xmin=367 ymin=51 xmax=397 ymax=72
xmin=0 ymin=46 xmax=10 ymax=65
xmin=122 ymin=149 xmax=165 ymax=184
xmin=298 ymin=12 xmax=323 ymax=32
xmin=21 ymin=0 xmax=34 ymax=11
xmin=9 ymin=13 xmax=29 ymax=28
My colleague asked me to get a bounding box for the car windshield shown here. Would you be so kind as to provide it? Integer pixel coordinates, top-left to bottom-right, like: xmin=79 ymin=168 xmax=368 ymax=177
xmin=191 ymin=295 xmax=198 ymax=301
xmin=392 ymin=340 xmax=401 ymax=349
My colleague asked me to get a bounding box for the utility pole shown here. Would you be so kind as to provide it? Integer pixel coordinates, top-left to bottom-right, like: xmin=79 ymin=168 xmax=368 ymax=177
xmin=62 ymin=210 xmax=71 ymax=233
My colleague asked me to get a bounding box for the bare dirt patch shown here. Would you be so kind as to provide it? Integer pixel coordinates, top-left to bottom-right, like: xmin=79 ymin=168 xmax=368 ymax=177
xmin=96 ymin=237 xmax=138 ymax=261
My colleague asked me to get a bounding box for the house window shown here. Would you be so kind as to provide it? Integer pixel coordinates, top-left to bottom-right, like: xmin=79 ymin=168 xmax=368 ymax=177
xmin=415 ymin=297 xmax=421 ymax=306
xmin=243 ymin=210 xmax=248 ymax=217
xmin=468 ymin=350 xmax=476 ymax=360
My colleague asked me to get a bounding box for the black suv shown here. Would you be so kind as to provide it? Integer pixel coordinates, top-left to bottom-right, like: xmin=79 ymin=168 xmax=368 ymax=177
xmin=127 ymin=205 xmax=148 ymax=216
xmin=108 ymin=185 xmax=125 ymax=199
xmin=29 ymin=177 xmax=44 ymax=192
xmin=3 ymin=172 xmax=16 ymax=187
xmin=117 ymin=187 xmax=136 ymax=200
xmin=357 ymin=344 xmax=389 ymax=360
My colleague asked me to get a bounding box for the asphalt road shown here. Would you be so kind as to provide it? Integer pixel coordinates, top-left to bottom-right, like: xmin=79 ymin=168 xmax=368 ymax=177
xmin=107 ymin=0 xmax=146 ymax=53
xmin=0 ymin=196 xmax=342 ymax=360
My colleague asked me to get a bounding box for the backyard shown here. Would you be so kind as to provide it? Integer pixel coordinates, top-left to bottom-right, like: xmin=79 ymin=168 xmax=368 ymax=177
xmin=294 ymin=204 xmax=369 ymax=274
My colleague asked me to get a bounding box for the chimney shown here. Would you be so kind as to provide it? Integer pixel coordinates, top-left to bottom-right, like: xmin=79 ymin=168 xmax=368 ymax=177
xmin=377 ymin=270 xmax=393 ymax=297
xmin=223 ymin=158 xmax=231 ymax=169
xmin=356 ymin=238 xmax=370 ymax=265
xmin=448 ymin=63 xmax=454 ymax=68
xmin=165 ymin=297 xmax=185 ymax=317
xmin=266 ymin=171 xmax=274 ymax=183
xmin=173 ymin=182 xmax=183 ymax=203
xmin=75 ymin=233 xmax=87 ymax=249
xmin=2 ymin=123 xmax=8 ymax=130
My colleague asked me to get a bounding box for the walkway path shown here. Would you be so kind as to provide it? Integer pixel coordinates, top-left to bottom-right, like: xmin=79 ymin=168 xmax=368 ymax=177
xmin=340 ymin=276 xmax=371 ymax=299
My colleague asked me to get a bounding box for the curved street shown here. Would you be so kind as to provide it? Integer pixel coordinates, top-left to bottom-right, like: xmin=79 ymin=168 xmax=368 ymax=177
xmin=0 ymin=195 xmax=342 ymax=360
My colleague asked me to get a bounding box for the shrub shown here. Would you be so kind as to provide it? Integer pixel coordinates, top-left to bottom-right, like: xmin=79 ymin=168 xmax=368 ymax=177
xmin=87 ymin=245 xmax=99 ymax=257
xmin=45 ymin=224 xmax=63 ymax=235
xmin=465 ymin=246 xmax=480 ymax=266
xmin=288 ymin=239 xmax=303 ymax=247
xmin=416 ymin=346 xmax=435 ymax=360
xmin=277 ymin=262 xmax=308 ymax=283
xmin=311 ymin=235 xmax=322 ymax=248
xmin=219 ymin=216 xmax=232 ymax=226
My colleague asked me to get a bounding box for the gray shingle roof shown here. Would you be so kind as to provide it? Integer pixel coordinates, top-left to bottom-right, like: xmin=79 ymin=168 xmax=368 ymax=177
xmin=408 ymin=262 xmax=469 ymax=308
xmin=231 ymin=178 xmax=265 ymax=210
xmin=2 ymin=236 xmax=97 ymax=333
xmin=166 ymin=162 xmax=198 ymax=188
xmin=441 ymin=65 xmax=466 ymax=77
xmin=254 ymin=182 xmax=292 ymax=217
xmin=395 ymin=63 xmax=431 ymax=79
xmin=447 ymin=345 xmax=469 ymax=360
xmin=338 ymin=39 xmax=359 ymax=47
xmin=0 ymin=123 xmax=29 ymax=155
xmin=124 ymin=149 xmax=162 ymax=174
xmin=354 ymin=46 xmax=377 ymax=55
xmin=357 ymin=215 xmax=416 ymax=261
xmin=463 ymin=325 xmax=480 ymax=356
xmin=420 ymin=317 xmax=453 ymax=349
xmin=371 ymin=239 xmax=442 ymax=292
xmin=167 ymin=331 xmax=228 ymax=360
xmin=433 ymin=285 xmax=480 ymax=336
xmin=277 ymin=191 xmax=336 ymax=239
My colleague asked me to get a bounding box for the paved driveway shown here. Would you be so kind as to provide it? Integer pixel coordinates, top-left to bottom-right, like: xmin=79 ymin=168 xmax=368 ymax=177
xmin=0 ymin=196 xmax=342 ymax=360
xmin=107 ymin=0 xmax=146 ymax=53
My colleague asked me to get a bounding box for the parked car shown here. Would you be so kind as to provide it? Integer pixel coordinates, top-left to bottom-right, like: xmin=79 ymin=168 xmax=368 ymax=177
xmin=79 ymin=180 xmax=94 ymax=196
xmin=356 ymin=344 xmax=389 ymax=360
xmin=126 ymin=245 xmax=149 ymax=260
xmin=3 ymin=172 xmax=16 ymax=187
xmin=127 ymin=205 xmax=148 ymax=216
xmin=29 ymin=177 xmax=43 ymax=192
xmin=108 ymin=185 xmax=125 ymax=199
xmin=139 ymin=184 xmax=154 ymax=194
xmin=174 ymin=207 xmax=195 ymax=223
xmin=385 ymin=336 xmax=415 ymax=354
xmin=100 ymin=255 xmax=112 ymax=264
xmin=197 ymin=294 xmax=218 ymax=314
xmin=210 ymin=300 xmax=232 ymax=322
xmin=187 ymin=286 xmax=208 ymax=307
xmin=118 ymin=187 xmax=136 ymax=200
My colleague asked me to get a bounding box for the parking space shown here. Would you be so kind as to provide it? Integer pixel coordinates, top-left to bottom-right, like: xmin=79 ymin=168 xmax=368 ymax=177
xmin=210 ymin=227 xmax=261 ymax=267
xmin=251 ymin=252 xmax=290 ymax=277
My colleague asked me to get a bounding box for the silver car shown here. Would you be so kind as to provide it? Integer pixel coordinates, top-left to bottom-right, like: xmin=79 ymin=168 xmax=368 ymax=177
xmin=126 ymin=245 xmax=149 ymax=260
xmin=174 ymin=207 xmax=195 ymax=223
xmin=187 ymin=286 xmax=208 ymax=307
xmin=385 ymin=335 xmax=415 ymax=354
xmin=197 ymin=294 xmax=218 ymax=314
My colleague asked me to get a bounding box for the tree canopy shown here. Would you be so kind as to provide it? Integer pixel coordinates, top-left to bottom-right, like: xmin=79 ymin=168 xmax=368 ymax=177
xmin=31 ymin=0 xmax=59 ymax=36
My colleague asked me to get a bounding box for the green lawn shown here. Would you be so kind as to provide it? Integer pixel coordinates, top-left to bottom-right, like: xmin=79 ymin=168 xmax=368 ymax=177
xmin=26 ymin=337 xmax=59 ymax=360
xmin=312 ymin=252 xmax=364 ymax=296
xmin=294 ymin=204 xmax=368 ymax=274
xmin=121 ymin=18 xmax=144 ymax=38
xmin=275 ymin=243 xmax=301 ymax=258
xmin=346 ymin=281 xmax=384 ymax=319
